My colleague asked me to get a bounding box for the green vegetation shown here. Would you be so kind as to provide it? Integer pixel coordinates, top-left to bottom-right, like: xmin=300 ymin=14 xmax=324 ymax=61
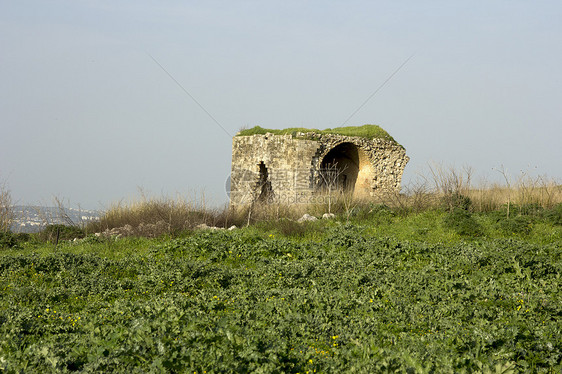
xmin=237 ymin=124 xmax=398 ymax=144
xmin=1 ymin=205 xmax=561 ymax=372
xmin=1 ymin=168 xmax=561 ymax=372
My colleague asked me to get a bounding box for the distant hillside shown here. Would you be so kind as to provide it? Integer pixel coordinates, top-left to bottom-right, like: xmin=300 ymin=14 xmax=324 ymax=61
xmin=11 ymin=206 xmax=100 ymax=233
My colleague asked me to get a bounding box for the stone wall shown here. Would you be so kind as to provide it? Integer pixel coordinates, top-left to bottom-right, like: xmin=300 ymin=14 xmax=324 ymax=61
xmin=230 ymin=131 xmax=409 ymax=205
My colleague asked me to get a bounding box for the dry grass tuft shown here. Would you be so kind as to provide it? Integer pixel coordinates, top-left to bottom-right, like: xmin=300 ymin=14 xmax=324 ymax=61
xmin=0 ymin=181 xmax=13 ymax=232
xmin=373 ymin=165 xmax=561 ymax=214
xmin=468 ymin=176 xmax=561 ymax=213
xmin=89 ymin=193 xmax=228 ymax=236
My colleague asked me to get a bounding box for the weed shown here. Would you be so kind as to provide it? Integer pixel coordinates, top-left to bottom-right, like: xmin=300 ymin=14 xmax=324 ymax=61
xmin=440 ymin=192 xmax=472 ymax=212
xmin=497 ymin=216 xmax=533 ymax=235
xmin=255 ymin=219 xmax=303 ymax=238
xmin=0 ymin=231 xmax=19 ymax=249
xmin=542 ymin=203 xmax=562 ymax=226
xmin=442 ymin=208 xmax=483 ymax=237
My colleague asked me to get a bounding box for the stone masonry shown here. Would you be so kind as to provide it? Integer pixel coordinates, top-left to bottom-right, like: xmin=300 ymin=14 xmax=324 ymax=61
xmin=230 ymin=130 xmax=409 ymax=206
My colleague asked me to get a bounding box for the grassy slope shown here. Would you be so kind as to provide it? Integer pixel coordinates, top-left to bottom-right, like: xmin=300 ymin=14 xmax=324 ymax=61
xmin=1 ymin=212 xmax=561 ymax=372
xmin=237 ymin=124 xmax=399 ymax=144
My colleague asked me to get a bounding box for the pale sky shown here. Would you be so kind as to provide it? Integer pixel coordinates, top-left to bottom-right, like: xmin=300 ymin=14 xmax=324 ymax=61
xmin=1 ymin=1 xmax=561 ymax=210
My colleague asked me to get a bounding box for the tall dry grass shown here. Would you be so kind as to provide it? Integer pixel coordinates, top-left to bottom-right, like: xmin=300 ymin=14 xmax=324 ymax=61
xmin=89 ymin=192 xmax=233 ymax=236
xmin=468 ymin=176 xmax=561 ymax=213
xmin=87 ymin=167 xmax=561 ymax=237
xmin=374 ymin=164 xmax=561 ymax=214
xmin=0 ymin=181 xmax=13 ymax=232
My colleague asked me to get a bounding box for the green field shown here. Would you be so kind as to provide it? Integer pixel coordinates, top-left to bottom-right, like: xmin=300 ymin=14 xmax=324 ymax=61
xmin=1 ymin=209 xmax=561 ymax=373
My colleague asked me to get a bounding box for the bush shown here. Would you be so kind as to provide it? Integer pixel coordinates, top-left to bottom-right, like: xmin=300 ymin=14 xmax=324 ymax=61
xmin=368 ymin=204 xmax=396 ymax=223
xmin=542 ymin=203 xmax=562 ymax=226
xmin=498 ymin=215 xmax=533 ymax=235
xmin=442 ymin=208 xmax=483 ymax=237
xmin=0 ymin=231 xmax=19 ymax=249
xmin=14 ymin=232 xmax=31 ymax=243
xmin=441 ymin=192 xmax=472 ymax=212
xmin=518 ymin=203 xmax=544 ymax=216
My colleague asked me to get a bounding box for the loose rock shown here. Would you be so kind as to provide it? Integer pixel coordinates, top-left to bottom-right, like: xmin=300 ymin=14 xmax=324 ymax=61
xmin=298 ymin=214 xmax=317 ymax=222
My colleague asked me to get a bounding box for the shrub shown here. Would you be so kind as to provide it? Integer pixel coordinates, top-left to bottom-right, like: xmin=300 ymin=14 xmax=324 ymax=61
xmin=442 ymin=208 xmax=483 ymax=237
xmin=0 ymin=231 xmax=19 ymax=249
xmin=441 ymin=192 xmax=472 ymax=212
xmin=364 ymin=204 xmax=395 ymax=224
xmin=14 ymin=232 xmax=31 ymax=243
xmin=518 ymin=203 xmax=544 ymax=216
xmin=497 ymin=215 xmax=533 ymax=235
xmin=542 ymin=203 xmax=562 ymax=226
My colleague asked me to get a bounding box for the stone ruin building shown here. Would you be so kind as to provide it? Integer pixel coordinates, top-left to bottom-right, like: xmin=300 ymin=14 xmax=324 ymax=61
xmin=229 ymin=125 xmax=409 ymax=206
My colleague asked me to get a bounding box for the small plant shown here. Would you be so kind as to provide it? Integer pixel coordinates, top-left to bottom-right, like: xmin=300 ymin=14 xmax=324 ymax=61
xmin=440 ymin=192 xmax=472 ymax=212
xmin=254 ymin=218 xmax=323 ymax=238
xmin=316 ymin=162 xmax=348 ymax=214
xmin=363 ymin=203 xmax=395 ymax=224
xmin=0 ymin=231 xmax=19 ymax=249
xmin=542 ymin=203 xmax=562 ymax=225
xmin=324 ymin=222 xmax=366 ymax=247
xmin=497 ymin=215 xmax=533 ymax=235
xmin=0 ymin=232 xmax=32 ymax=249
xmin=427 ymin=163 xmax=473 ymax=213
xmin=518 ymin=202 xmax=543 ymax=216
xmin=442 ymin=208 xmax=483 ymax=237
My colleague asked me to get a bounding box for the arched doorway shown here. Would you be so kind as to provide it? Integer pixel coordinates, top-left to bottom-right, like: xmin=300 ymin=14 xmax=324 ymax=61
xmin=319 ymin=143 xmax=360 ymax=193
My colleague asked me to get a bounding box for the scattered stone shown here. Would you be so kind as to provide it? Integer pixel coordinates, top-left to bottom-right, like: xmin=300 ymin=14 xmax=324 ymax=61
xmin=195 ymin=223 xmax=221 ymax=230
xmin=136 ymin=221 xmax=168 ymax=237
xmin=122 ymin=224 xmax=134 ymax=235
xmin=322 ymin=213 xmax=335 ymax=220
xmin=298 ymin=214 xmax=317 ymax=222
xmin=228 ymin=225 xmax=237 ymax=231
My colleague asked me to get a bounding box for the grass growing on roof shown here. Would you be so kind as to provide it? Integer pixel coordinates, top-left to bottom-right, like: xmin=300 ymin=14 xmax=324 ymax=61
xmin=237 ymin=124 xmax=398 ymax=143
